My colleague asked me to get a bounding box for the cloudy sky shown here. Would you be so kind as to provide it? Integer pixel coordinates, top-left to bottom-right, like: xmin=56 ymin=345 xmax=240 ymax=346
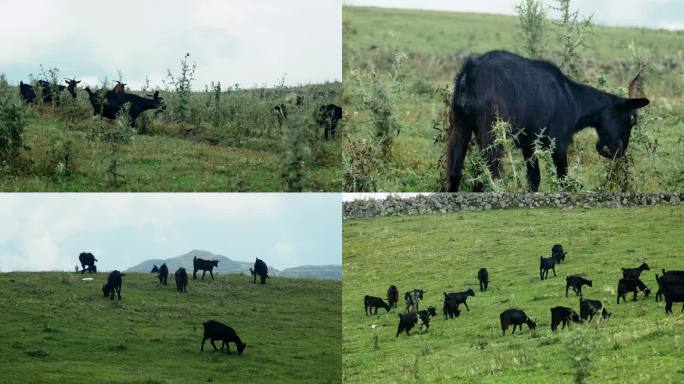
xmin=344 ymin=0 xmax=684 ymax=30
xmin=0 ymin=0 xmax=341 ymax=89
xmin=0 ymin=193 xmax=341 ymax=272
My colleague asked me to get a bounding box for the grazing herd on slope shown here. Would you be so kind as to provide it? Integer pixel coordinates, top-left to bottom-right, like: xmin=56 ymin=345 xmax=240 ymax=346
xmin=17 ymin=78 xmax=342 ymax=137
xmin=363 ymin=243 xmax=684 ymax=338
xmin=78 ymin=253 xmax=274 ymax=356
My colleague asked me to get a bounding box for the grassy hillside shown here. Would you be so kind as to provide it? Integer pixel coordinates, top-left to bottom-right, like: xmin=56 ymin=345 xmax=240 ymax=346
xmin=0 ymin=79 xmax=341 ymax=192
xmin=0 ymin=272 xmax=341 ymax=383
xmin=342 ymin=205 xmax=684 ymax=383
xmin=342 ymin=6 xmax=684 ymax=192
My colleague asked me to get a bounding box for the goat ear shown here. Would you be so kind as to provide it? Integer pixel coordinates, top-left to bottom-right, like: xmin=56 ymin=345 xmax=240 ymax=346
xmin=621 ymin=98 xmax=649 ymax=110
xmin=76 ymin=80 xmax=81 ymax=84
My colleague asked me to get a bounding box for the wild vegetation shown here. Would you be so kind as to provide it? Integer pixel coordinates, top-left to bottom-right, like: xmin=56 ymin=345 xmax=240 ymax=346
xmin=343 ymin=4 xmax=684 ymax=192
xmin=0 ymin=272 xmax=341 ymax=383
xmin=0 ymin=55 xmax=341 ymax=191
xmin=342 ymin=205 xmax=684 ymax=383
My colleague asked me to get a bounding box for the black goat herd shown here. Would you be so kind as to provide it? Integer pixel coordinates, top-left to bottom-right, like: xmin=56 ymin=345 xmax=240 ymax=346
xmin=17 ymin=78 xmax=342 ymax=137
xmin=78 ymin=253 xmax=273 ymax=356
xmin=363 ymin=244 xmax=684 ymax=338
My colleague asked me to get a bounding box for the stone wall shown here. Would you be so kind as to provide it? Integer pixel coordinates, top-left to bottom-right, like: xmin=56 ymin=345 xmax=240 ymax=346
xmin=343 ymin=193 xmax=682 ymax=219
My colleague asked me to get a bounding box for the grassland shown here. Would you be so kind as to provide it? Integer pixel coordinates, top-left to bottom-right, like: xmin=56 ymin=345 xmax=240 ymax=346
xmin=0 ymin=272 xmax=341 ymax=383
xmin=342 ymin=205 xmax=684 ymax=383
xmin=0 ymin=80 xmax=341 ymax=191
xmin=343 ymin=6 xmax=684 ymax=192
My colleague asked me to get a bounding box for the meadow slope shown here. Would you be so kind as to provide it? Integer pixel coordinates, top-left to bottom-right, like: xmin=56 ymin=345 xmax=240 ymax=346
xmin=343 ymin=6 xmax=684 ymax=192
xmin=0 ymin=272 xmax=341 ymax=383
xmin=342 ymin=205 xmax=684 ymax=383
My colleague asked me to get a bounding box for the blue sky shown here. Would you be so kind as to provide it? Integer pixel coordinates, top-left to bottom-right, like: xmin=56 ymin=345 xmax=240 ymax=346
xmin=344 ymin=0 xmax=684 ymax=30
xmin=0 ymin=0 xmax=341 ymax=90
xmin=0 ymin=193 xmax=341 ymax=272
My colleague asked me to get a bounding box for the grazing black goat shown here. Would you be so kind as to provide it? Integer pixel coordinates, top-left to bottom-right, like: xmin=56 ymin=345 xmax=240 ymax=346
xmin=478 ymin=268 xmax=489 ymax=292
xmin=316 ymin=104 xmax=342 ymax=139
xmin=404 ymin=289 xmax=425 ymax=312
xmin=201 ymin=320 xmax=246 ymax=355
xmin=364 ymin=295 xmax=391 ymax=315
xmin=250 ymin=258 xmax=269 ymax=284
xmin=443 ymin=293 xmax=461 ymax=320
xmin=551 ymin=244 xmax=566 ymax=264
xmin=500 ymin=309 xmax=536 ymax=335
xmin=444 ymin=289 xmax=475 ymax=311
xmin=102 ymin=270 xmax=125 ymax=300
xmin=622 ymin=263 xmax=650 ymax=278
xmin=158 ymin=263 xmax=169 ymax=286
xmin=540 ymin=256 xmax=556 ymax=280
xmin=78 ymin=252 xmax=98 ymax=274
xmin=150 ymin=265 xmax=159 ymax=273
xmin=565 ymin=275 xmax=592 ymax=297
xmin=387 ymin=285 xmax=399 ymax=308
xmin=550 ymin=306 xmax=581 ymax=331
xmin=84 ymin=88 xmax=164 ymax=127
xmin=655 ymin=270 xmax=684 ymax=302
xmin=175 ymin=268 xmax=188 ymax=293
xmin=579 ymin=298 xmax=611 ymax=322
xmin=396 ymin=306 xmax=436 ymax=337
xmin=617 ymin=278 xmax=650 ymax=303
xmin=193 ymin=256 xmax=219 ymax=280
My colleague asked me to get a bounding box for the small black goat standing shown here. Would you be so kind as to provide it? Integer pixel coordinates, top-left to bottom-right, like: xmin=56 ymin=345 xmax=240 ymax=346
xmin=175 ymin=268 xmax=188 ymax=293
xmin=443 ymin=293 xmax=461 ymax=320
xmin=201 ymin=320 xmax=246 ymax=355
xmin=565 ymin=275 xmax=592 ymax=297
xmin=478 ymin=268 xmax=489 ymax=292
xmin=193 ymin=256 xmax=220 ymax=280
xmin=622 ymin=263 xmax=650 ymax=278
xmin=250 ymin=258 xmax=269 ymax=284
xmin=540 ymin=256 xmax=556 ymax=280
xmin=102 ymin=270 xmax=125 ymax=300
xmin=444 ymin=289 xmax=475 ymax=311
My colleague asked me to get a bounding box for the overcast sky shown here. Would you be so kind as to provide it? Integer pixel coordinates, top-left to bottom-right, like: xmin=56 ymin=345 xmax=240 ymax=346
xmin=0 ymin=193 xmax=341 ymax=272
xmin=344 ymin=0 xmax=684 ymax=30
xmin=0 ymin=0 xmax=341 ymax=90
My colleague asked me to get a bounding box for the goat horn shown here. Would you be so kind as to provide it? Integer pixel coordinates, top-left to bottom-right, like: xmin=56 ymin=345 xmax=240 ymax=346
xmin=628 ymin=67 xmax=644 ymax=98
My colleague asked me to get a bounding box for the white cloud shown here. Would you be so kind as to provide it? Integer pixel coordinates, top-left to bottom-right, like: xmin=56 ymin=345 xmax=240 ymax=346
xmin=0 ymin=0 xmax=341 ymax=88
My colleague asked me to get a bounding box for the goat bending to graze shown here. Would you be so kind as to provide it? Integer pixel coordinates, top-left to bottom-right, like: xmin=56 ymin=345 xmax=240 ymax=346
xmin=500 ymin=309 xmax=536 ymax=335
xmin=565 ymin=275 xmax=592 ymax=297
xmin=201 ymin=320 xmax=246 ymax=355
xmin=444 ymin=289 xmax=475 ymax=311
xmin=617 ymin=278 xmax=651 ymax=303
xmin=84 ymin=88 xmax=165 ymax=127
xmin=364 ymin=295 xmax=390 ymax=315
xmin=550 ymin=306 xmax=581 ymax=331
xmin=396 ymin=306 xmax=436 ymax=337
xmin=579 ymin=298 xmax=611 ymax=322
xmin=78 ymin=252 xmax=98 ymax=274
xmin=443 ymin=293 xmax=461 ymax=320
xmin=551 ymin=244 xmax=566 ymax=264
xmin=102 ymin=270 xmax=125 ymax=300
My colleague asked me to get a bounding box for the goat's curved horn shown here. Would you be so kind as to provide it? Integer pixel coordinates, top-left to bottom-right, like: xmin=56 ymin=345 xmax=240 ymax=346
xmin=628 ymin=68 xmax=643 ymax=98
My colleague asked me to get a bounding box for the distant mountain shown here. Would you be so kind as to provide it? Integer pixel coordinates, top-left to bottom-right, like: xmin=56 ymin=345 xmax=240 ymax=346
xmin=279 ymin=265 xmax=341 ymax=280
xmin=126 ymin=250 xmax=340 ymax=280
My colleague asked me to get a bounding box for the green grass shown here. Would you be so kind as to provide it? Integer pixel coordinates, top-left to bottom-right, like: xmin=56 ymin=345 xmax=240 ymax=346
xmin=342 ymin=205 xmax=684 ymax=383
xmin=0 ymin=81 xmax=341 ymax=191
xmin=0 ymin=272 xmax=341 ymax=383
xmin=343 ymin=6 xmax=684 ymax=192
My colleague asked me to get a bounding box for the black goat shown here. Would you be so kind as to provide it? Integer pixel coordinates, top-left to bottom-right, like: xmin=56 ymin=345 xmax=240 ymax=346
xmin=404 ymin=289 xmax=425 ymax=312
xmin=477 ymin=268 xmax=489 ymax=292
xmin=565 ymin=275 xmax=592 ymax=297
xmin=19 ymin=81 xmax=37 ymax=103
xmin=201 ymin=320 xmax=246 ymax=355
xmin=655 ymin=270 xmax=684 ymax=302
xmin=175 ymin=267 xmax=188 ymax=293
xmin=551 ymin=244 xmax=566 ymax=264
xmin=78 ymin=252 xmax=98 ymax=274
xmin=622 ymin=263 xmax=650 ymax=278
xmin=550 ymin=306 xmax=581 ymax=331
xmin=579 ymin=298 xmax=611 ymax=322
xmin=250 ymin=258 xmax=269 ymax=284
xmin=387 ymin=285 xmax=399 ymax=308
xmin=540 ymin=256 xmax=556 ymax=280
xmin=617 ymin=278 xmax=651 ymax=303
xmin=193 ymin=256 xmax=219 ymax=280
xmin=500 ymin=309 xmax=536 ymax=335
xmin=396 ymin=306 xmax=436 ymax=337
xmin=443 ymin=293 xmax=461 ymax=320
xmin=150 ymin=265 xmax=159 ymax=273
xmin=316 ymin=104 xmax=342 ymax=139
xmin=102 ymin=270 xmax=125 ymax=300
xmin=158 ymin=263 xmax=169 ymax=286
xmin=364 ymin=295 xmax=391 ymax=315
xmin=444 ymin=289 xmax=475 ymax=311
xmin=85 ymin=89 xmax=164 ymax=127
